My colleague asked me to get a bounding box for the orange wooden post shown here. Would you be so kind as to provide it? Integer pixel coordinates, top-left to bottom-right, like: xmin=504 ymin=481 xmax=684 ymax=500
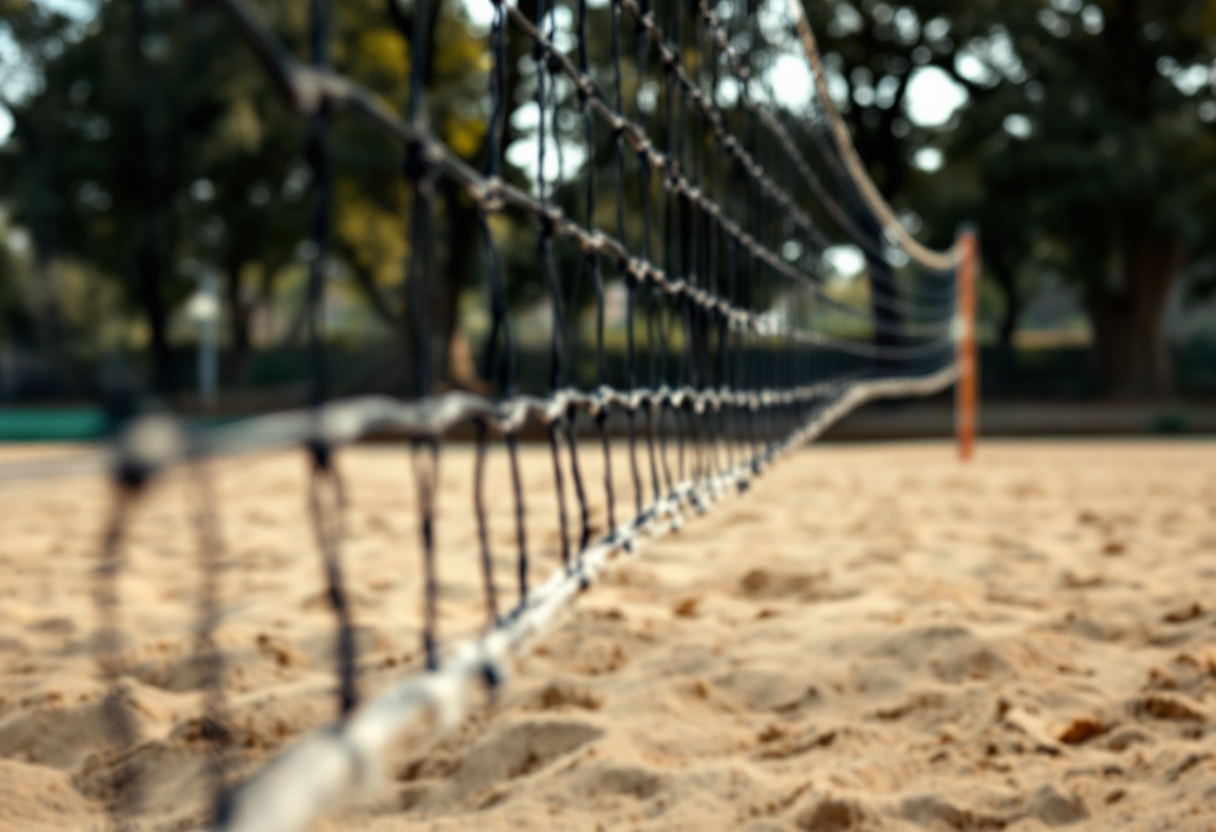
xmin=955 ymin=230 xmax=979 ymax=462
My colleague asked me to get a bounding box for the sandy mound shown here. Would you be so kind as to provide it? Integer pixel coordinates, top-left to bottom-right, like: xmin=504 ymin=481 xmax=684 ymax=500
xmin=1 ymin=439 xmax=1214 ymax=830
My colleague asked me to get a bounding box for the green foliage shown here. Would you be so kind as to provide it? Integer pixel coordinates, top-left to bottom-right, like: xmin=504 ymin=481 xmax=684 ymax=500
xmin=0 ymin=0 xmax=494 ymax=386
xmin=3 ymin=0 xmax=1212 ymax=398
xmin=810 ymin=0 xmax=1216 ymax=395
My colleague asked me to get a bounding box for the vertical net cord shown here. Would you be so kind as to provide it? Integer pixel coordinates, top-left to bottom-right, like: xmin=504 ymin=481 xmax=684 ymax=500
xmin=726 ymin=234 xmax=738 ymax=478
xmin=528 ymin=0 xmax=566 ymax=604
xmin=721 ymin=0 xmax=738 ymax=477
xmin=754 ymin=100 xmax=771 ymax=461
xmin=538 ymin=0 xmax=572 ymax=576
xmin=302 ymin=0 xmax=358 ymax=717
xmin=93 ymin=3 xmax=161 ymax=825
xmin=480 ymin=0 xmax=530 ymax=615
xmin=564 ymin=0 xmax=593 ymax=561
xmin=473 ymin=421 xmax=501 ymax=627
xmin=308 ymin=442 xmax=357 ymax=709
xmin=594 ymin=0 xmax=619 ymax=541
xmin=700 ymin=4 xmax=720 ymax=486
xmin=658 ymin=0 xmax=676 ymax=502
xmin=634 ymin=0 xmax=663 ymax=514
xmin=612 ymin=0 xmax=643 ymax=523
xmin=413 ymin=440 xmax=440 ymax=668
xmin=687 ymin=0 xmax=706 ymax=495
xmin=749 ymin=94 xmax=763 ymax=458
xmin=546 ymin=3 xmax=575 ymax=575
xmin=566 ymin=410 xmax=592 ymax=553
xmin=746 ymin=113 xmax=761 ymax=466
xmin=757 ymin=106 xmax=775 ymax=458
xmin=472 ymin=0 xmax=512 ymax=630
xmin=189 ymin=462 xmax=232 ymax=825
xmin=673 ymin=0 xmax=690 ymax=494
xmin=559 ymin=0 xmax=597 ymax=564
xmin=95 ymin=483 xmax=140 ymax=832
xmin=404 ymin=0 xmax=442 ymax=669
xmin=562 ymin=0 xmax=592 ymax=564
xmin=562 ymin=31 xmax=593 ymax=569
xmin=779 ymin=135 xmax=794 ymax=440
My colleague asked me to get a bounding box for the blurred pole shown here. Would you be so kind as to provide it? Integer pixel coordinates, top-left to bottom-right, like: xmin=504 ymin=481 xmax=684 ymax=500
xmin=955 ymin=228 xmax=979 ymax=462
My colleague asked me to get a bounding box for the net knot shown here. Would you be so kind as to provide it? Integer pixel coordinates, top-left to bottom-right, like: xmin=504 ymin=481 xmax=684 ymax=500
xmin=660 ymin=46 xmax=678 ymax=73
xmin=539 ymin=205 xmax=563 ymax=236
xmin=292 ymin=67 xmax=335 ymax=116
xmin=471 ymin=176 xmax=506 ymax=213
xmin=307 ymin=436 xmax=334 ymax=472
xmin=403 ymin=139 xmax=441 ymax=182
xmin=622 ymin=259 xmax=644 ymax=288
xmin=480 ymin=660 xmax=503 ymax=691
xmin=112 ymin=414 xmax=184 ymax=491
xmin=579 ymin=231 xmax=607 ymax=256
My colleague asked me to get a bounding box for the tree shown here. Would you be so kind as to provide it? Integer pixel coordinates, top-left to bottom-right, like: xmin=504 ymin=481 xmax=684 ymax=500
xmin=0 ymin=0 xmax=497 ymax=396
xmin=0 ymin=0 xmax=313 ymax=392
xmin=808 ymin=0 xmax=1216 ymax=397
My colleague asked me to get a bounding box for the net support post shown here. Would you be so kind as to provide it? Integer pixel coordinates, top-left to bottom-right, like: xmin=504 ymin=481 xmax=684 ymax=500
xmin=953 ymin=227 xmax=979 ymax=462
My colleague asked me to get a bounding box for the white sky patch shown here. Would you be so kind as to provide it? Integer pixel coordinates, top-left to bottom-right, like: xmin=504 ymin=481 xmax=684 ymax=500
xmin=35 ymin=0 xmax=94 ymax=19
xmin=913 ymin=147 xmax=943 ymax=172
xmin=460 ymin=0 xmax=496 ymax=30
xmin=460 ymin=0 xmax=602 ymax=33
xmin=1004 ymin=113 xmax=1032 ymax=139
xmin=905 ymin=66 xmax=968 ymax=127
xmin=826 ymin=70 xmax=850 ymax=108
xmin=0 ymin=28 xmax=30 ymax=143
xmin=1 ymin=0 xmax=98 ymax=143
xmin=824 ymin=244 xmax=865 ymax=278
xmin=955 ymin=52 xmax=994 ymax=86
xmin=506 ymin=136 xmax=588 ymax=195
xmin=767 ymin=53 xmax=814 ymax=110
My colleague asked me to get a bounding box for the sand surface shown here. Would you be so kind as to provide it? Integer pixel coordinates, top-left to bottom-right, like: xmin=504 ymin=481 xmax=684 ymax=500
xmin=1 ymin=439 xmax=1215 ymax=831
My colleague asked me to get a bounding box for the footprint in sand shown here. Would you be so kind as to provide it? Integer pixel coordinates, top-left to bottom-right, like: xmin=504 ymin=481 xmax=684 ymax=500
xmin=450 ymin=719 xmax=603 ymax=799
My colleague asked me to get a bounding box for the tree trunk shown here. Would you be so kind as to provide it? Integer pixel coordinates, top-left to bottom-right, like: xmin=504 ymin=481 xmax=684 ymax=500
xmin=1087 ymin=226 xmax=1184 ymax=399
xmin=990 ymin=258 xmax=1019 ymax=351
xmin=224 ymin=259 xmax=253 ymax=386
xmin=132 ymin=0 xmax=174 ymax=396
xmin=36 ymin=257 xmax=68 ymax=394
xmin=434 ymin=177 xmax=482 ymax=390
xmin=13 ymin=113 xmax=70 ymax=394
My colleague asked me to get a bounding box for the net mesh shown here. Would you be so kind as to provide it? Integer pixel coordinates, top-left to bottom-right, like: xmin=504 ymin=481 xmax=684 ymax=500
xmin=0 ymin=0 xmax=967 ymax=828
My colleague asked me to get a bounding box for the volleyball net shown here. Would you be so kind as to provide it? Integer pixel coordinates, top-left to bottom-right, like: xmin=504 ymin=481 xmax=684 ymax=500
xmin=0 ymin=0 xmax=978 ymax=828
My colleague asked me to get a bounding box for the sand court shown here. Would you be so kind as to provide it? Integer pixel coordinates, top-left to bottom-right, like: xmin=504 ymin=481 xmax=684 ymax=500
xmin=1 ymin=439 xmax=1215 ymax=830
